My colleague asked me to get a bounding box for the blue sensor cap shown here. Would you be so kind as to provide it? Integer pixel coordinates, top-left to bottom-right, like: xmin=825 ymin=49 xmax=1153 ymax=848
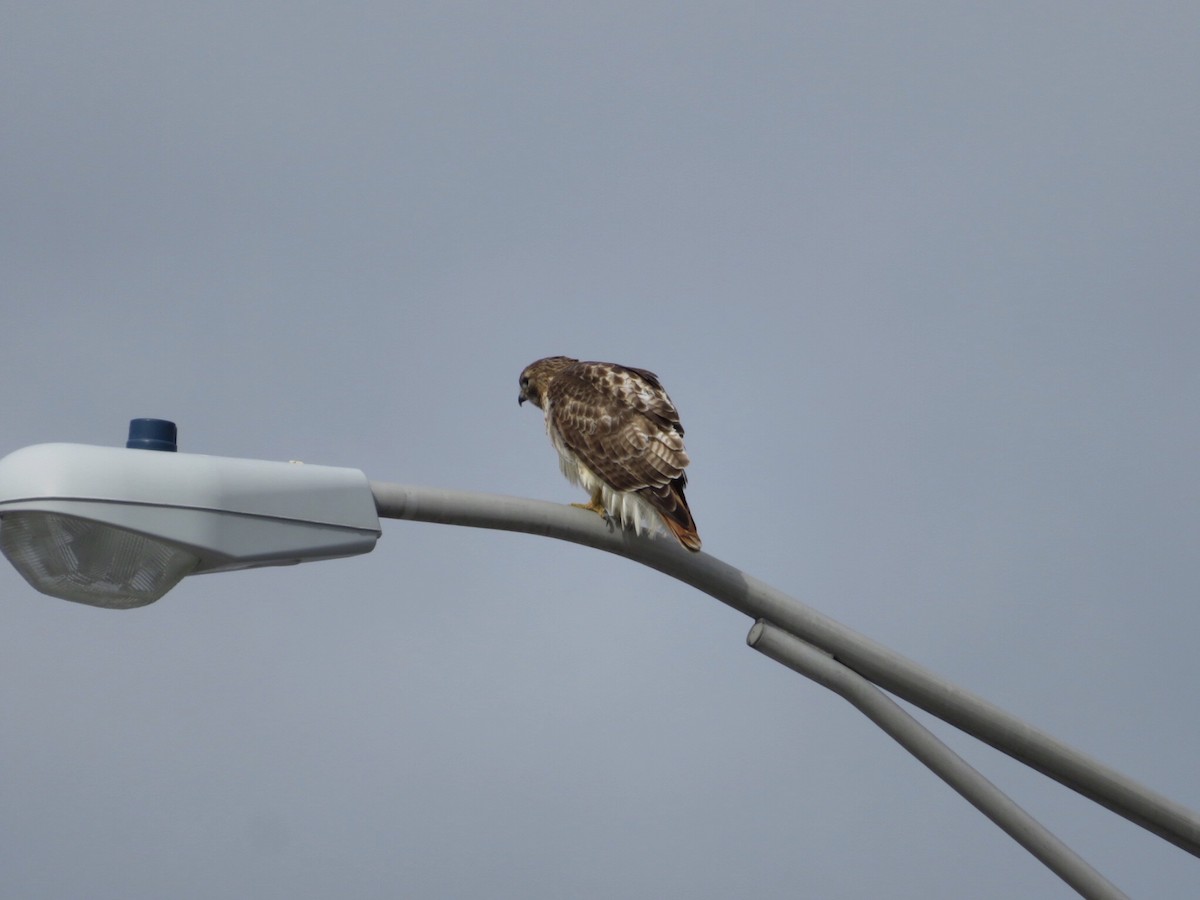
xmin=126 ymin=418 xmax=178 ymax=452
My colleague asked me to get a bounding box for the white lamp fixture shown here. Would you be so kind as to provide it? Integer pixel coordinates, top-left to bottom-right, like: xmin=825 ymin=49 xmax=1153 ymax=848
xmin=0 ymin=420 xmax=381 ymax=608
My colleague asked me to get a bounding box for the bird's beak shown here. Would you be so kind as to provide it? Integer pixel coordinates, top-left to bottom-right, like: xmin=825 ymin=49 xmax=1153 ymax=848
xmin=518 ymin=393 xmax=526 ymax=406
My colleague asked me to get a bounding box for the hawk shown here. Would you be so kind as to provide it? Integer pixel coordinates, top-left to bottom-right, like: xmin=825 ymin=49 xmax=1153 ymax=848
xmin=518 ymin=356 xmax=702 ymax=552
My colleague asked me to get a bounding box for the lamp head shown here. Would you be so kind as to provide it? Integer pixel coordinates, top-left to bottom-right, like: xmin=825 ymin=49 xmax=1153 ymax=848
xmin=0 ymin=426 xmax=381 ymax=608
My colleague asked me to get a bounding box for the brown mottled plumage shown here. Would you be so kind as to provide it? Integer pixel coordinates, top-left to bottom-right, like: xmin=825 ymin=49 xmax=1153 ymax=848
xmin=518 ymin=356 xmax=701 ymax=552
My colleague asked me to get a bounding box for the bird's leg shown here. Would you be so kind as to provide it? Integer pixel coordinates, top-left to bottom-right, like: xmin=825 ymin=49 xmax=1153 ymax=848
xmin=570 ymin=489 xmax=615 ymax=530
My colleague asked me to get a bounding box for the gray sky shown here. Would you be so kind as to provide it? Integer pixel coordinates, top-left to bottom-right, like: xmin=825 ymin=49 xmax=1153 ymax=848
xmin=2 ymin=3 xmax=1198 ymax=897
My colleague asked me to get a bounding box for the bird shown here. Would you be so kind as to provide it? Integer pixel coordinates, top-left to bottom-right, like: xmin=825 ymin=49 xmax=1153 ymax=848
xmin=518 ymin=356 xmax=701 ymax=552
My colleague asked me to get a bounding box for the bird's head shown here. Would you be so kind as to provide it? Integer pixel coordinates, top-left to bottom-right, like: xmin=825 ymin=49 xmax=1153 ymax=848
xmin=518 ymin=356 xmax=577 ymax=409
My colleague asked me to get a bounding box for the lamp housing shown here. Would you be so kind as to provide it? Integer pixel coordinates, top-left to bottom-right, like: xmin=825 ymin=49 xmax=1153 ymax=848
xmin=0 ymin=443 xmax=381 ymax=608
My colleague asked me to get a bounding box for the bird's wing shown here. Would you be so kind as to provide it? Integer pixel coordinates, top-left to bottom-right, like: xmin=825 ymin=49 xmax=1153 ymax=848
xmin=547 ymin=362 xmax=690 ymax=493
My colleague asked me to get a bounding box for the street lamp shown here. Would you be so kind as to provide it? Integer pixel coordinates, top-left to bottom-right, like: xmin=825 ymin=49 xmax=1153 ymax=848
xmin=1 ymin=419 xmax=1197 ymax=897
xmin=0 ymin=419 xmax=380 ymax=608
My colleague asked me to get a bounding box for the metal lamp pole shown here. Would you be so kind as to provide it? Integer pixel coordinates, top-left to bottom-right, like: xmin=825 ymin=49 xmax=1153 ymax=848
xmin=371 ymin=480 xmax=1199 ymax=899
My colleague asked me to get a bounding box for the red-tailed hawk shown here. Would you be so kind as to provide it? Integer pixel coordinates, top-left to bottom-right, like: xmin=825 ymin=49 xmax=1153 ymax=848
xmin=518 ymin=356 xmax=701 ymax=552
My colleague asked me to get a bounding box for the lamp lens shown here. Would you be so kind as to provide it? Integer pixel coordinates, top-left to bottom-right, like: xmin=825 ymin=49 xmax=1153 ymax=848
xmin=0 ymin=512 xmax=199 ymax=608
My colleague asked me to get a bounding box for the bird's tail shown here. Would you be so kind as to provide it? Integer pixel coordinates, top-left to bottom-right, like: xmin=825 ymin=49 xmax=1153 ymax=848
xmin=651 ymin=481 xmax=702 ymax=552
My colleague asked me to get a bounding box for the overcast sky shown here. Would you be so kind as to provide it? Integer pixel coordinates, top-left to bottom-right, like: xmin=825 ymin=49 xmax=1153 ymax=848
xmin=2 ymin=3 xmax=1198 ymax=897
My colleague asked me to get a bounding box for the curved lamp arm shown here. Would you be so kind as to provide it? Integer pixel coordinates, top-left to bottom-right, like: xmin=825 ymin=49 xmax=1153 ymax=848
xmin=370 ymin=481 xmax=1200 ymax=863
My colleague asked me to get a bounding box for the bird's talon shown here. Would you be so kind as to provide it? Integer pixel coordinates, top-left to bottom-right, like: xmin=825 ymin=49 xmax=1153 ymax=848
xmin=570 ymin=497 xmax=615 ymax=531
